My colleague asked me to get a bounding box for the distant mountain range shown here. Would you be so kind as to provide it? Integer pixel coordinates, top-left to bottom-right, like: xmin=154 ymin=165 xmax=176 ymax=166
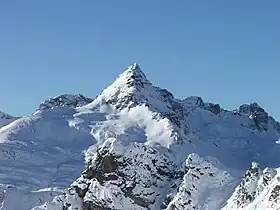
xmin=1 ymin=63 xmax=280 ymax=210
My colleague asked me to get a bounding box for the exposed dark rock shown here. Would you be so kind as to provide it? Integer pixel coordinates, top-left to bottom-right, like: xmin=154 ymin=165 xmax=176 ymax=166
xmin=205 ymin=103 xmax=221 ymax=115
xmin=238 ymin=103 xmax=269 ymax=131
xmin=38 ymin=94 xmax=93 ymax=111
xmin=233 ymin=162 xmax=261 ymax=207
xmin=269 ymin=185 xmax=280 ymax=201
xmin=82 ymin=201 xmax=112 ymax=210
xmin=70 ymin=141 xmax=176 ymax=210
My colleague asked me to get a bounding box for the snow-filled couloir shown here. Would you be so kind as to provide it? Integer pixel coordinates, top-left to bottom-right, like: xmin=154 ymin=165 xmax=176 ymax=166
xmin=1 ymin=63 xmax=280 ymax=210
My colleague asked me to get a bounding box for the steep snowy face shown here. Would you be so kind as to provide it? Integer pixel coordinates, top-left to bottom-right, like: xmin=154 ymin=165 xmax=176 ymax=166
xmin=223 ymin=162 xmax=262 ymax=209
xmin=165 ymin=153 xmax=236 ymax=210
xmin=88 ymin=63 xmax=152 ymax=109
xmin=38 ymin=94 xmax=93 ymax=111
xmin=222 ymin=163 xmax=280 ymax=210
xmin=86 ymin=63 xmax=188 ymax=147
xmin=87 ymin=63 xmax=184 ymax=126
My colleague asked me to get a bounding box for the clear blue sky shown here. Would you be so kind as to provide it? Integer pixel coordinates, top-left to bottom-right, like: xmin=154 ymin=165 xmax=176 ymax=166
xmin=0 ymin=1 xmax=279 ymax=120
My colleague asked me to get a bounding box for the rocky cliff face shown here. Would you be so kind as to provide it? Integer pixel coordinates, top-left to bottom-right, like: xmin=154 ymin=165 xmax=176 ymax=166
xmin=76 ymin=139 xmax=176 ymax=210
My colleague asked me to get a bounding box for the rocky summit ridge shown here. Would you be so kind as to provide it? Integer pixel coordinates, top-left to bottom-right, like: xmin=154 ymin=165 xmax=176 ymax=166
xmin=0 ymin=63 xmax=280 ymax=210
xmin=37 ymin=94 xmax=93 ymax=111
xmin=0 ymin=111 xmax=17 ymax=128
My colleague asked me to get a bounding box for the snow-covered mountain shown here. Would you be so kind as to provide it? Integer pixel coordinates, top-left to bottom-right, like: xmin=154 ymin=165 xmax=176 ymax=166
xmin=37 ymin=94 xmax=93 ymax=111
xmin=0 ymin=111 xmax=16 ymax=128
xmin=1 ymin=63 xmax=280 ymax=210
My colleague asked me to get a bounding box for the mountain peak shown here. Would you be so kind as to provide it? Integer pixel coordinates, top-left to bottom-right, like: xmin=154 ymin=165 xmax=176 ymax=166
xmin=129 ymin=62 xmax=140 ymax=70
xmin=88 ymin=63 xmax=153 ymax=110
xmin=37 ymin=94 xmax=93 ymax=111
xmin=0 ymin=110 xmax=16 ymax=128
xmin=237 ymin=102 xmax=269 ymax=131
xmin=4 ymin=63 xmax=280 ymax=210
xmin=0 ymin=110 xmax=13 ymax=119
xmin=116 ymin=63 xmax=151 ymax=89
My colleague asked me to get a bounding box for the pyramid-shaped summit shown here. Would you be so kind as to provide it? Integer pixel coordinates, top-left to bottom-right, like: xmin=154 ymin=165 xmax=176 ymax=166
xmin=114 ymin=63 xmax=151 ymax=89
xmin=88 ymin=63 xmax=156 ymax=109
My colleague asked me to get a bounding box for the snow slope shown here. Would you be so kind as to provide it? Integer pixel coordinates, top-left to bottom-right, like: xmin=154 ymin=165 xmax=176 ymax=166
xmin=0 ymin=97 xmax=95 ymax=210
xmin=1 ymin=63 xmax=280 ymax=209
